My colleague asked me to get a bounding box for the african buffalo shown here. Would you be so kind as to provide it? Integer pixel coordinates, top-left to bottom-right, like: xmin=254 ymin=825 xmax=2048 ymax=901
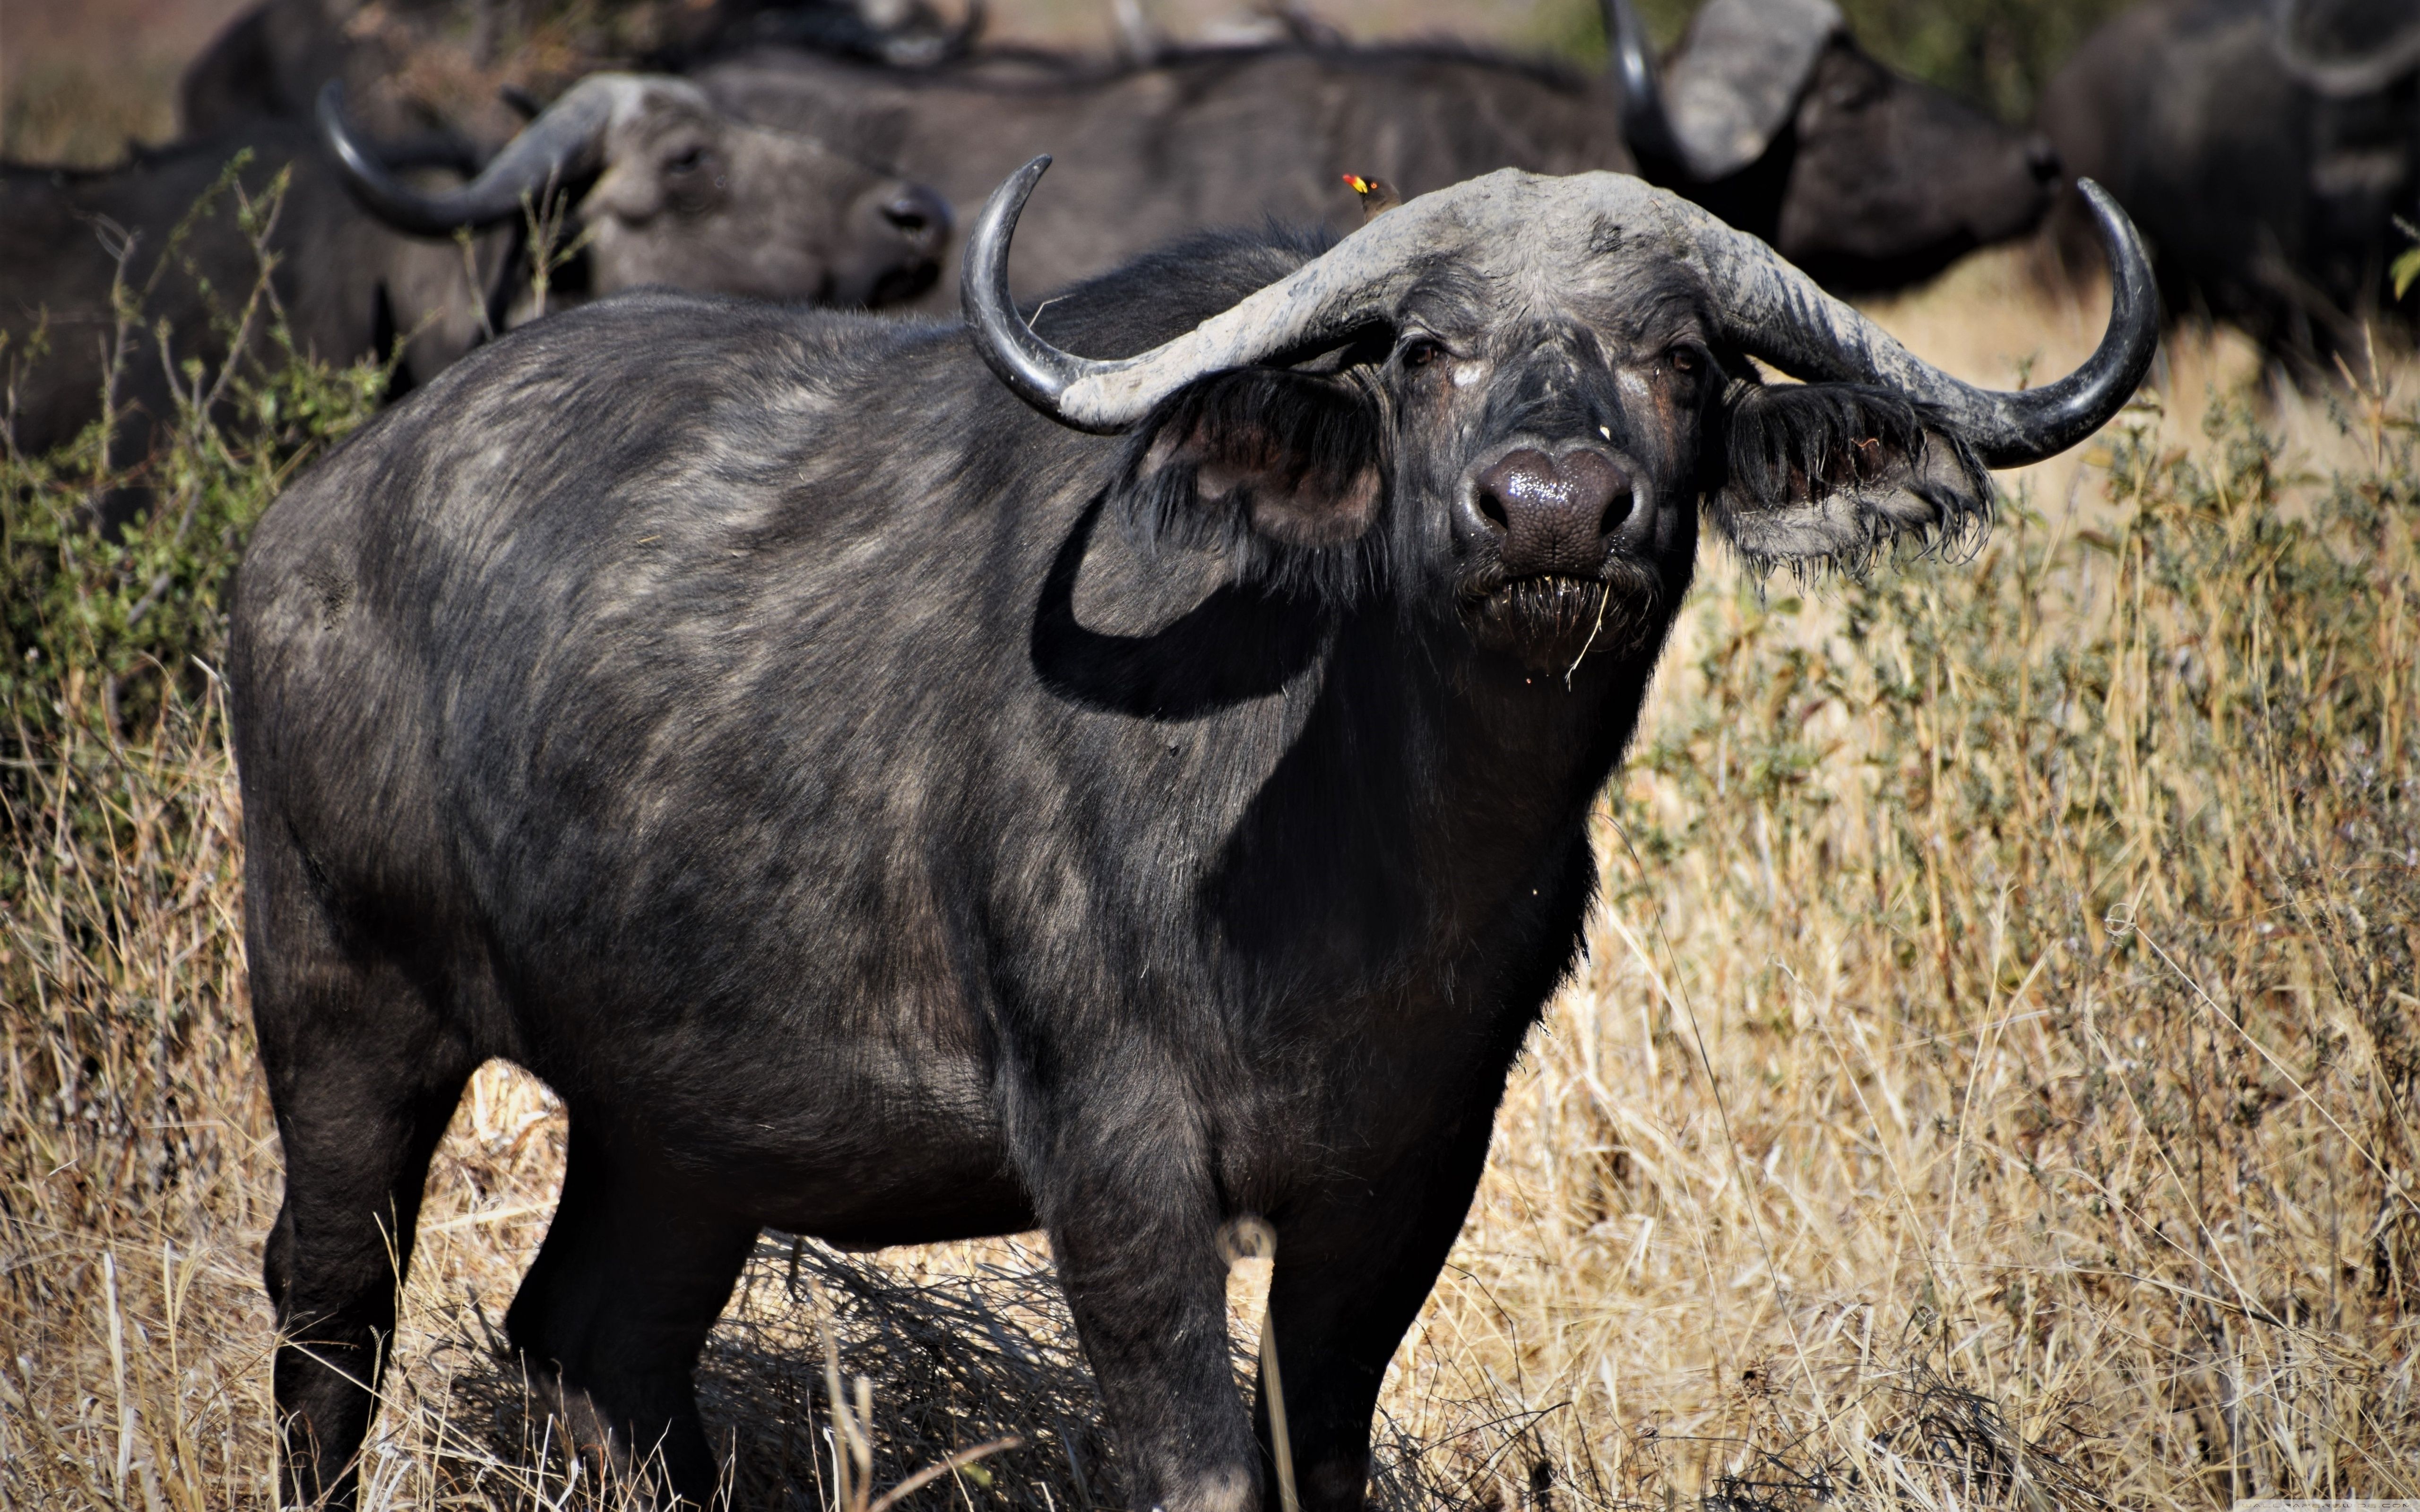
xmin=182 ymin=0 xmax=982 ymax=143
xmin=2037 ymin=0 xmax=2420 ymax=365
xmin=230 ymin=160 xmax=2153 ymax=1509
xmin=319 ymin=72 xmax=952 ymax=309
xmin=1 ymin=121 xmax=501 ymax=474
xmin=1621 ymin=0 xmax=2066 ymax=290
xmin=696 ymin=0 xmax=2058 ymax=303
xmin=3 ymin=78 xmax=944 ymax=481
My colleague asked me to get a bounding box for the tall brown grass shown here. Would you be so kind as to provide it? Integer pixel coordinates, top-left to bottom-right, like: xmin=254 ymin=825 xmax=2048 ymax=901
xmin=4 ymin=235 xmax=2417 ymax=1508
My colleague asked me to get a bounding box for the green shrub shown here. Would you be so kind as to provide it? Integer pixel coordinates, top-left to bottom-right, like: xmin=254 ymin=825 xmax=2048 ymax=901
xmin=0 ymin=168 xmax=390 ymax=759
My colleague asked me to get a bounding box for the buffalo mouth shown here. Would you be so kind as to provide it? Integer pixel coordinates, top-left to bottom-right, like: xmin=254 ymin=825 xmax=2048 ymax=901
xmin=1460 ymin=559 xmax=1665 ymax=671
xmin=861 ymin=256 xmax=942 ymax=309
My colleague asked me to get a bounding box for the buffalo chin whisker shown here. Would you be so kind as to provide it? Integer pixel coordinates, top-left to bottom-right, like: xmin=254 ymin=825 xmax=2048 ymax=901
xmin=1465 ymin=571 xmax=1663 ymax=670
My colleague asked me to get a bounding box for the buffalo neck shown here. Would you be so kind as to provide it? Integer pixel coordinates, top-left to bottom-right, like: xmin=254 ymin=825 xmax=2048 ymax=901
xmin=1115 ymin=573 xmax=1684 ymax=1021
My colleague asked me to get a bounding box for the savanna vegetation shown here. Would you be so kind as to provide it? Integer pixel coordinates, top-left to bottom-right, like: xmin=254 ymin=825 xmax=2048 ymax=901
xmin=4 ymin=3 xmax=2419 ymax=1509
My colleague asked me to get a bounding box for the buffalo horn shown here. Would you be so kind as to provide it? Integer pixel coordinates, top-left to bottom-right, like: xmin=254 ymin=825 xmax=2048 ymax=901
xmin=964 ymin=155 xmax=1488 ymax=433
xmin=1690 ymin=178 xmax=2156 ymax=466
xmin=963 ymin=161 xmax=2155 ymax=470
xmin=319 ymin=76 xmax=641 ymax=237
xmin=2266 ymin=0 xmax=2420 ymax=98
xmin=1603 ymin=0 xmax=1682 ymax=171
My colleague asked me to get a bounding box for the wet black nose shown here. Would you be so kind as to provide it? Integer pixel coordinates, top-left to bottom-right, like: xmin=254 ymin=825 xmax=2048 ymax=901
xmin=880 ymin=184 xmax=952 ymax=256
xmin=2024 ymin=135 xmax=2062 ymax=184
xmin=1471 ymin=447 xmax=1634 ymax=576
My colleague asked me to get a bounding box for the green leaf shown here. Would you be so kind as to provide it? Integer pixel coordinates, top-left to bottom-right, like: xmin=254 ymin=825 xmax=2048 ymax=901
xmin=2395 ymin=244 xmax=2420 ymax=301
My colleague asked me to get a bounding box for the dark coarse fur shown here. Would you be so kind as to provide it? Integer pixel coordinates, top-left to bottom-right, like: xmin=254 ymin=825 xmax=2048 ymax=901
xmin=1706 ymin=382 xmax=1990 ymax=573
xmin=230 ymin=218 xmax=1993 ymax=1512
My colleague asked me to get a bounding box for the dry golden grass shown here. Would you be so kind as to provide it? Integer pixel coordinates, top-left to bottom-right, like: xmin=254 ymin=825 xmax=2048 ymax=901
xmin=4 ymin=257 xmax=2418 ymax=1511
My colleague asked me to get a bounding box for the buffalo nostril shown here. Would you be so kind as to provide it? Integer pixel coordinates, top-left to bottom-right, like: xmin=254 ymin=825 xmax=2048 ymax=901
xmin=1477 ymin=486 xmax=1510 ymax=533
xmin=882 ymin=188 xmax=951 ymax=247
xmin=2026 ymin=137 xmax=2062 ymax=182
xmin=1470 ymin=447 xmax=1634 ymax=576
xmin=1600 ymin=482 xmax=1634 ymax=534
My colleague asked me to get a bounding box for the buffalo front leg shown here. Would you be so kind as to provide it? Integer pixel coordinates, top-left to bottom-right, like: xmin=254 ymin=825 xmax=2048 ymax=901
xmin=1250 ymin=1113 xmax=1499 ymax=1512
xmin=1044 ymin=1109 xmax=1257 ymax=1512
xmin=504 ymin=1125 xmax=759 ymax=1506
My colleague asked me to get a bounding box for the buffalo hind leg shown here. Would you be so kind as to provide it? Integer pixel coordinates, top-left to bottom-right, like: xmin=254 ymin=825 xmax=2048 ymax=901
xmin=256 ymin=956 xmax=475 ymax=1509
xmin=505 ymin=1125 xmax=759 ymax=1506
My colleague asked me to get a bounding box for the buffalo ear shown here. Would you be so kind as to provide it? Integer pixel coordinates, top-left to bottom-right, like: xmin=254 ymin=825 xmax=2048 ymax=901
xmin=1662 ymin=0 xmax=1841 ymax=178
xmin=1123 ymin=368 xmax=1383 ymax=550
xmin=1706 ymin=380 xmax=1990 ymax=570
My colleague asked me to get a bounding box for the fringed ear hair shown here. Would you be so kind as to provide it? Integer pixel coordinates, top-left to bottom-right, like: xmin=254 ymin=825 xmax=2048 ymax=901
xmin=1706 ymin=381 xmax=1990 ymax=574
xmin=1114 ymin=366 xmax=1387 ymax=602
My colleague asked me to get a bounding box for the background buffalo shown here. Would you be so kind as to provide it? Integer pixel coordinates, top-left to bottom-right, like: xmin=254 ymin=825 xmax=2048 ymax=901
xmin=698 ymin=0 xmax=2065 ymax=301
xmin=2 ymin=124 xmax=500 ymax=479
xmin=3 ymin=74 xmax=945 ymax=505
xmin=319 ymin=72 xmax=952 ymax=310
xmin=1623 ymin=0 xmax=2064 ymax=289
xmin=179 ymin=0 xmax=984 ymax=143
xmin=2038 ymin=0 xmax=2420 ymax=368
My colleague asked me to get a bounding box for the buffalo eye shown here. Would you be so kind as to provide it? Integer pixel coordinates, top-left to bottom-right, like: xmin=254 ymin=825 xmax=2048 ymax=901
xmin=1661 ymin=343 xmax=1710 ymax=392
xmin=665 ymin=145 xmax=709 ymax=176
xmin=1397 ymin=335 xmax=1446 ymax=371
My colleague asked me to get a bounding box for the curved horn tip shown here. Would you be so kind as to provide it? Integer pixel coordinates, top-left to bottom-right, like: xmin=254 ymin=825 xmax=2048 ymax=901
xmin=317 ymin=78 xmax=432 ymax=232
xmin=2085 ymin=172 xmax=2162 ymax=382
xmin=1006 ymin=154 xmax=1053 ymax=200
xmin=1603 ymin=0 xmax=1681 ymax=173
xmin=1970 ymin=175 xmax=2159 ymax=469
xmin=963 ymin=155 xmax=1116 ymax=428
xmin=315 ymin=79 xmax=360 ymax=160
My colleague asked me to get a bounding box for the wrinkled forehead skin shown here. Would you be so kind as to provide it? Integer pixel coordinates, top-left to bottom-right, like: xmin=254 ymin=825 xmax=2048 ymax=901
xmin=614 ymin=77 xmax=716 ymax=127
xmin=601 ymin=78 xmax=726 ymax=152
xmin=1057 ymin=172 xmax=1712 ymax=419
xmin=1390 ymin=206 xmax=1716 ymax=357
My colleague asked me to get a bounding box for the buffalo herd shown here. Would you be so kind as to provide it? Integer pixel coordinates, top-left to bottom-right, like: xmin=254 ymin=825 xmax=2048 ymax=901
xmin=4 ymin=0 xmax=2408 ymax=1507
xmin=4 ymin=77 xmax=945 ymax=473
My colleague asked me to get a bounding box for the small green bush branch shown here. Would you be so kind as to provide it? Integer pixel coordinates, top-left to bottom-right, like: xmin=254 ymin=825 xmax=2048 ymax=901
xmin=1 ymin=164 xmax=391 ymax=766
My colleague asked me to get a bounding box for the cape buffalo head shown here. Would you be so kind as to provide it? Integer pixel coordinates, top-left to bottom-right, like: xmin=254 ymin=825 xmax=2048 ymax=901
xmin=320 ymin=74 xmax=950 ymax=308
xmin=1614 ymin=0 xmax=2062 ymax=291
xmin=967 ymin=161 xmax=2154 ymax=674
